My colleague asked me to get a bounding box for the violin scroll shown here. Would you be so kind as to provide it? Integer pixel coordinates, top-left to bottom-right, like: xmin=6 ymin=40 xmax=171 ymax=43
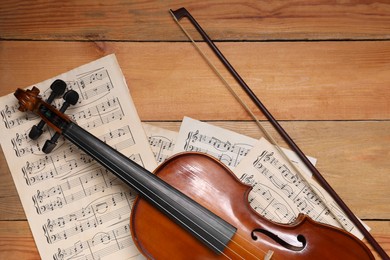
xmin=14 ymin=81 xmax=377 ymax=259
xmin=29 ymin=79 xmax=67 ymax=139
xmin=14 ymin=81 xmax=77 ymax=151
xmin=14 ymin=86 xmax=41 ymax=113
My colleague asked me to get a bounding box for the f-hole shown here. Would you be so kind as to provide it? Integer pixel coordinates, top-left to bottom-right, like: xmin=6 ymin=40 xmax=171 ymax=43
xmin=251 ymin=229 xmax=306 ymax=251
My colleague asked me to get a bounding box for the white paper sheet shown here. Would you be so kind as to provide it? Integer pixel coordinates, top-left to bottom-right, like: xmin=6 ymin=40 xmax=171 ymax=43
xmin=172 ymin=117 xmax=316 ymax=176
xmin=172 ymin=117 xmax=367 ymax=239
xmin=0 ymin=55 xmax=155 ymax=260
xmin=234 ymin=138 xmax=368 ymax=239
xmin=142 ymin=123 xmax=178 ymax=165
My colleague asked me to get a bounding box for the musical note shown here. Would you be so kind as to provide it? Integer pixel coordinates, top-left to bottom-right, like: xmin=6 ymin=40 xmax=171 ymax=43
xmin=173 ymin=117 xmax=254 ymax=169
xmin=22 ymin=126 xmax=136 ymax=186
xmin=173 ymin=118 xmax=368 ymax=237
xmin=1 ymin=104 xmax=35 ymax=129
xmin=234 ymin=138 xmax=369 ymax=239
xmin=0 ymin=55 xmax=156 ymax=259
xmin=143 ymin=123 xmax=178 ymax=165
xmin=44 ymin=201 xmax=132 ymax=244
xmin=52 ymin=223 xmax=139 ymax=260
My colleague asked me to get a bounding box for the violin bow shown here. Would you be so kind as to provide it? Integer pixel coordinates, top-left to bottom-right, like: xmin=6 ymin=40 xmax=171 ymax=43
xmin=170 ymin=7 xmax=388 ymax=259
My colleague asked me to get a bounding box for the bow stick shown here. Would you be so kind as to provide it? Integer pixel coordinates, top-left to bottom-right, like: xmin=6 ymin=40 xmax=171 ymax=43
xmin=170 ymin=7 xmax=389 ymax=259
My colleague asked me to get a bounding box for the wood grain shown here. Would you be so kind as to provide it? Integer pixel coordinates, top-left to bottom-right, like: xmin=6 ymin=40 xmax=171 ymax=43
xmin=0 ymin=0 xmax=389 ymax=41
xmin=1 ymin=121 xmax=389 ymax=220
xmin=0 ymin=220 xmax=388 ymax=260
xmin=0 ymin=221 xmax=40 ymax=260
xmin=0 ymin=0 xmax=389 ymax=258
xmin=1 ymin=41 xmax=389 ymax=120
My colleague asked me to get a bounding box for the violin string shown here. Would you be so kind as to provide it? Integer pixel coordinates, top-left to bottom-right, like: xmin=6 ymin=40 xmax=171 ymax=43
xmin=129 ymin=176 xmax=263 ymax=259
xmin=69 ymin=132 xmax=263 ymax=259
xmin=170 ymin=11 xmax=347 ymax=231
xmin=34 ymin=77 xmax=271 ymax=257
xmin=180 ymin=166 xmax=278 ymax=260
xmin=125 ymin=167 xmax=259 ymax=259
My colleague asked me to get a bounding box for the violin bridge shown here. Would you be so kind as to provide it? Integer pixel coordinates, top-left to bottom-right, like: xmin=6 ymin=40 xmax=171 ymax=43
xmin=264 ymin=250 xmax=274 ymax=260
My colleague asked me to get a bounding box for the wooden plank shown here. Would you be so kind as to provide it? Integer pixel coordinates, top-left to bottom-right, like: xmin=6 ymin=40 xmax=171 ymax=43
xmin=364 ymin=221 xmax=390 ymax=259
xmin=0 ymin=151 xmax=24 ymax=220
xmin=0 ymin=221 xmax=40 ymax=260
xmin=0 ymin=220 xmax=388 ymax=259
xmin=1 ymin=121 xmax=389 ymax=220
xmin=1 ymin=1 xmax=388 ymax=259
xmin=149 ymin=120 xmax=390 ymax=219
xmin=0 ymin=0 xmax=389 ymax=41
xmin=1 ymin=41 xmax=389 ymax=120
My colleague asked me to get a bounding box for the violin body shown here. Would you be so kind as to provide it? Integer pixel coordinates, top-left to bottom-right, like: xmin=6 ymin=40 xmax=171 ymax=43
xmin=131 ymin=153 xmax=373 ymax=259
xmin=13 ymin=87 xmax=375 ymax=259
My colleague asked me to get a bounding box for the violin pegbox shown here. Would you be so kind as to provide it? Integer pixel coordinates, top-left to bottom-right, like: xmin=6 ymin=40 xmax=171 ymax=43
xmin=42 ymin=83 xmax=79 ymax=154
xmin=29 ymin=79 xmax=67 ymax=140
xmin=15 ymin=79 xmax=79 ymax=154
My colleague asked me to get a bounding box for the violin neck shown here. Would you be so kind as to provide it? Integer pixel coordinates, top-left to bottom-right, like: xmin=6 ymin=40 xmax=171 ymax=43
xmin=61 ymin=122 xmax=236 ymax=254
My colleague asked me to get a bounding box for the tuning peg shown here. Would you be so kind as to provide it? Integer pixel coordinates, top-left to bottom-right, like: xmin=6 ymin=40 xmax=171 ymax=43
xmin=59 ymin=89 xmax=79 ymax=111
xmin=29 ymin=79 xmax=67 ymax=140
xmin=42 ymin=90 xmax=79 ymax=154
xmin=47 ymin=79 xmax=67 ymax=103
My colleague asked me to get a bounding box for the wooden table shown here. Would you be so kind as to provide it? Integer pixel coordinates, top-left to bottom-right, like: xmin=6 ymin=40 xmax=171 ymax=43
xmin=0 ymin=1 xmax=389 ymax=259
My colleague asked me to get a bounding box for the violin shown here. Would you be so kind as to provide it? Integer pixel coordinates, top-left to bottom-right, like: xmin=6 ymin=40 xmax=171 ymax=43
xmin=14 ymin=85 xmax=375 ymax=259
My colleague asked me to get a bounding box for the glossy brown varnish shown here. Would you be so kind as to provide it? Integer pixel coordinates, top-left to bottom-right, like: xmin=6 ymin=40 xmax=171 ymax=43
xmin=131 ymin=153 xmax=373 ymax=259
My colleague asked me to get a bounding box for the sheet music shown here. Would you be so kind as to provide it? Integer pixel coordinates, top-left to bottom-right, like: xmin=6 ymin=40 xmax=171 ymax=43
xmin=0 ymin=55 xmax=155 ymax=260
xmin=172 ymin=117 xmax=316 ymax=176
xmin=142 ymin=123 xmax=178 ymax=165
xmin=172 ymin=117 xmax=367 ymax=239
xmin=234 ymin=138 xmax=368 ymax=240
